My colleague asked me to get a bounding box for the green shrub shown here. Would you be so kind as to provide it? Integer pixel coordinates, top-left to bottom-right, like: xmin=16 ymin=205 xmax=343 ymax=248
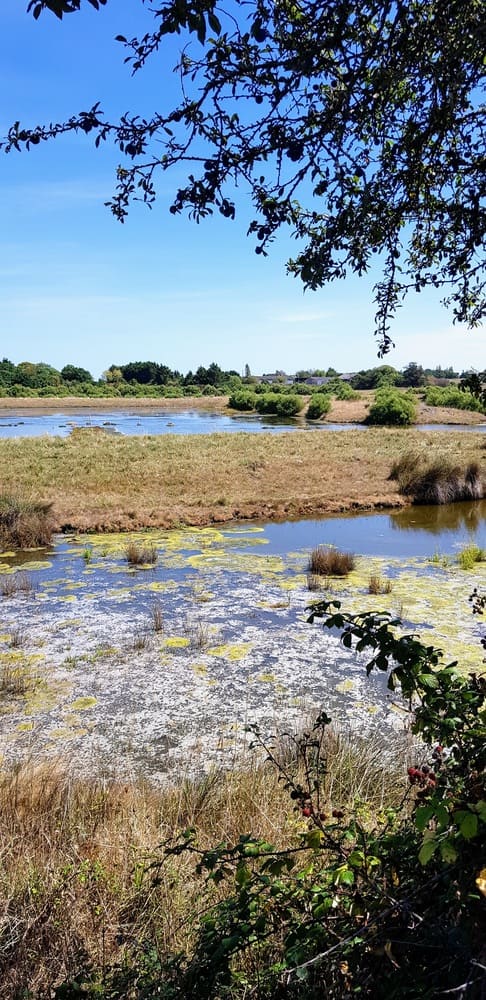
xmin=228 ymin=390 xmax=257 ymax=411
xmin=425 ymin=385 xmax=484 ymax=412
xmin=255 ymin=393 xmax=302 ymax=416
xmin=306 ymin=393 xmax=331 ymax=419
xmin=367 ymin=387 xmax=417 ymax=426
xmin=329 ymin=379 xmax=360 ymax=400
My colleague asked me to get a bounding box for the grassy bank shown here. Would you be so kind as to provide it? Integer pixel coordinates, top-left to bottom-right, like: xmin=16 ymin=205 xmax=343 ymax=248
xmin=0 ymin=428 xmax=484 ymax=532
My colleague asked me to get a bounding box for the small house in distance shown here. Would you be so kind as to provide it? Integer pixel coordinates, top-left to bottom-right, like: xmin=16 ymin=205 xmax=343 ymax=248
xmin=260 ymin=371 xmax=294 ymax=385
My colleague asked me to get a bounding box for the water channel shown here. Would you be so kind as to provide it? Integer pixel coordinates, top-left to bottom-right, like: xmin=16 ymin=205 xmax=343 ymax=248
xmin=1 ymin=502 xmax=484 ymax=781
xmin=0 ymin=408 xmax=484 ymax=437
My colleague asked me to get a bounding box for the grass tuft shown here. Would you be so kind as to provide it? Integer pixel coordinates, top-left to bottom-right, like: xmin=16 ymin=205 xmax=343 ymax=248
xmin=125 ymin=541 xmax=158 ymax=566
xmin=457 ymin=542 xmax=485 ymax=570
xmin=308 ymin=545 xmax=355 ymax=576
xmin=0 ymin=495 xmax=53 ymax=550
xmin=368 ymin=574 xmax=393 ymax=595
xmin=389 ymin=454 xmax=484 ymax=505
xmin=0 ymin=571 xmax=34 ymax=598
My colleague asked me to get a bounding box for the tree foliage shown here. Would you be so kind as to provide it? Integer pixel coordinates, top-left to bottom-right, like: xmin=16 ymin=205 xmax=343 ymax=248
xmin=4 ymin=0 xmax=485 ymax=353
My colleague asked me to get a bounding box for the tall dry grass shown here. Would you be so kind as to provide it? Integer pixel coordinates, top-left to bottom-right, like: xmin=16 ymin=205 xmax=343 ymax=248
xmin=0 ymin=495 xmax=53 ymax=549
xmin=308 ymin=545 xmax=355 ymax=576
xmin=0 ymin=731 xmax=409 ymax=998
xmin=389 ymin=453 xmax=484 ymax=504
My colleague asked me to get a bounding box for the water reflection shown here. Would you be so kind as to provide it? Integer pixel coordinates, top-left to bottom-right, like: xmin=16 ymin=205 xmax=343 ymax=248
xmin=390 ymin=500 xmax=486 ymax=536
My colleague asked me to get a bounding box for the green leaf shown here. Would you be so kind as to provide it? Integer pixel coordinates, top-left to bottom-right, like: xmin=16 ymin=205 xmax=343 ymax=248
xmin=459 ymin=812 xmax=478 ymax=840
xmin=415 ymin=805 xmax=434 ymax=832
xmin=419 ymin=837 xmax=438 ymax=865
xmin=440 ymin=839 xmax=458 ymax=864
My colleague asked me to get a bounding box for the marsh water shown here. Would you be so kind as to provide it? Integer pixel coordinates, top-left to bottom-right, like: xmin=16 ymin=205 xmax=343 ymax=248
xmin=0 ymin=408 xmax=484 ymax=437
xmin=1 ymin=501 xmax=485 ymax=780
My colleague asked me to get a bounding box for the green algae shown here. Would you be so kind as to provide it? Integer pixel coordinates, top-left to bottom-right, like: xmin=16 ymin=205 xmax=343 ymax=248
xmin=207 ymin=642 xmax=252 ymax=661
xmin=69 ymin=696 xmax=97 ymax=711
xmin=17 ymin=721 xmax=35 ymax=732
xmin=164 ymin=636 xmax=190 ymax=649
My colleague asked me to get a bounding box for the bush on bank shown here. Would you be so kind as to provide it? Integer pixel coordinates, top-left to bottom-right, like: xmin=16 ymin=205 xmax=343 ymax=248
xmin=424 ymin=385 xmax=485 ymax=413
xmin=255 ymin=392 xmax=302 ymax=416
xmin=306 ymin=393 xmax=332 ymax=419
xmin=367 ymin=387 xmax=417 ymax=426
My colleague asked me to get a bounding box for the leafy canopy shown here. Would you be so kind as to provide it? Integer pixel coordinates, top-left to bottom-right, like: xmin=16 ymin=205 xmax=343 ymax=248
xmin=8 ymin=0 xmax=486 ymax=352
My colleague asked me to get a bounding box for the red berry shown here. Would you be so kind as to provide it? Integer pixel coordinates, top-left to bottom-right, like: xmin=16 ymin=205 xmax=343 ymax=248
xmin=332 ymin=809 xmax=344 ymax=819
xmin=302 ymin=807 xmax=312 ymax=817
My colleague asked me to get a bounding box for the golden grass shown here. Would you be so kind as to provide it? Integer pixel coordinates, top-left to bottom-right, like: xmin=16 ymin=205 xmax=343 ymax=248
xmin=0 ymin=429 xmax=483 ymax=532
xmin=308 ymin=545 xmax=355 ymax=576
xmin=0 ymin=732 xmax=408 ymax=997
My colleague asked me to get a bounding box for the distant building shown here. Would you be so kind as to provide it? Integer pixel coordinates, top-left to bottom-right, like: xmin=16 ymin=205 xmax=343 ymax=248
xmin=339 ymin=373 xmax=356 ymax=382
xmin=299 ymin=376 xmax=331 ymax=386
xmin=261 ymin=372 xmax=294 ymax=385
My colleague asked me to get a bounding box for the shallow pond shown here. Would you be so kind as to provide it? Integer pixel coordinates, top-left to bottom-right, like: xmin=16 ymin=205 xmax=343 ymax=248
xmin=0 ymin=504 xmax=484 ymax=781
xmin=0 ymin=408 xmax=484 ymax=437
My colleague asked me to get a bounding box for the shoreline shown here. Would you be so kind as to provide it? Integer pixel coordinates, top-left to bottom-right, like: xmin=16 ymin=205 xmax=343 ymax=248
xmin=0 ymin=394 xmax=483 ymax=425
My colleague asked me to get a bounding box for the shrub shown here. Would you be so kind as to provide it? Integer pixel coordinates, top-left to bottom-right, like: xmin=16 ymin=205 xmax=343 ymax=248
xmin=0 ymin=496 xmax=53 ymax=550
xmin=367 ymin=387 xmax=417 ymax=426
xmin=306 ymin=393 xmax=331 ymax=419
xmin=308 ymin=545 xmax=355 ymax=576
xmin=389 ymin=454 xmax=484 ymax=504
xmin=329 ymin=379 xmax=360 ymax=400
xmin=255 ymin=393 xmax=302 ymax=416
xmin=425 ymin=385 xmax=484 ymax=412
xmin=125 ymin=541 xmax=158 ymax=566
xmin=228 ymin=389 xmax=257 ymax=411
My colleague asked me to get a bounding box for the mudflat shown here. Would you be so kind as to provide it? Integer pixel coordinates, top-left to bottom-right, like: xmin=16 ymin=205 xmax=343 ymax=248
xmin=1 ymin=427 xmax=484 ymax=531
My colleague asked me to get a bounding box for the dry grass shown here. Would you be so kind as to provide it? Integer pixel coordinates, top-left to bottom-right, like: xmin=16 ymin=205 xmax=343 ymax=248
xmin=125 ymin=540 xmax=158 ymax=565
xmin=368 ymin=574 xmax=393 ymax=595
xmin=308 ymin=545 xmax=355 ymax=576
xmin=0 ymin=430 xmax=483 ymax=532
xmin=0 ymin=495 xmax=53 ymax=549
xmin=0 ymin=733 xmax=408 ymax=998
xmin=389 ymin=452 xmax=484 ymax=504
xmin=0 ymin=571 xmax=34 ymax=597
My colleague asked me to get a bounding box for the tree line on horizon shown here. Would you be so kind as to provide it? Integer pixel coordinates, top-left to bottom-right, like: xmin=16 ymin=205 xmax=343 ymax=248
xmin=0 ymin=357 xmax=476 ymax=399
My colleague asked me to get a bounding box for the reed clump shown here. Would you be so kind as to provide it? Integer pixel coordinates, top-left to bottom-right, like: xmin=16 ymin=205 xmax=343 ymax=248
xmin=0 ymin=571 xmax=34 ymax=597
xmin=125 ymin=540 xmax=158 ymax=565
xmin=308 ymin=545 xmax=355 ymax=576
xmin=368 ymin=574 xmax=393 ymax=595
xmin=0 ymin=495 xmax=53 ymax=550
xmin=389 ymin=453 xmax=484 ymax=505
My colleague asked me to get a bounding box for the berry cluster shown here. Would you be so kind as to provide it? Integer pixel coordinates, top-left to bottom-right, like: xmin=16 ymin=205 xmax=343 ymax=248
xmin=407 ymin=747 xmax=443 ymax=796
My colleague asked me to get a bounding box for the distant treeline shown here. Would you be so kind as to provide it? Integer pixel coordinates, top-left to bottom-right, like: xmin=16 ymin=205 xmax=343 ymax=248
xmin=0 ymin=358 xmax=474 ymax=398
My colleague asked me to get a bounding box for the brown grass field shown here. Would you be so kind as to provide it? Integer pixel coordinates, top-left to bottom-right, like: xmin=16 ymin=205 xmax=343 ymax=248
xmin=0 ymin=423 xmax=484 ymax=532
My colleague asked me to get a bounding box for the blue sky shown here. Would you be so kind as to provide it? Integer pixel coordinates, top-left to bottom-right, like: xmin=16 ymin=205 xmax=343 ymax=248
xmin=0 ymin=0 xmax=483 ymax=379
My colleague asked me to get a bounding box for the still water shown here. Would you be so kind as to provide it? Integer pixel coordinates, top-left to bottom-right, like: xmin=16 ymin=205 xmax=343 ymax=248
xmin=0 ymin=502 xmax=484 ymax=778
xmin=0 ymin=408 xmax=484 ymax=437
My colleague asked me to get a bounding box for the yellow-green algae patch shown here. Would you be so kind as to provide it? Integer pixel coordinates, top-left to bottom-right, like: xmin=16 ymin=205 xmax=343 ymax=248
xmin=164 ymin=636 xmax=190 ymax=649
xmin=68 ymin=696 xmax=97 ymax=711
xmin=339 ymin=557 xmax=486 ymax=673
xmin=207 ymin=642 xmax=252 ymax=661
xmin=14 ymin=560 xmax=52 ymax=571
xmin=49 ymin=727 xmax=88 ymax=741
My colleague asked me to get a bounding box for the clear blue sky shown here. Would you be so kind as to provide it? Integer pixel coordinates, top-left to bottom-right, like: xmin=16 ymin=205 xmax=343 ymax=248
xmin=0 ymin=0 xmax=483 ymax=379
